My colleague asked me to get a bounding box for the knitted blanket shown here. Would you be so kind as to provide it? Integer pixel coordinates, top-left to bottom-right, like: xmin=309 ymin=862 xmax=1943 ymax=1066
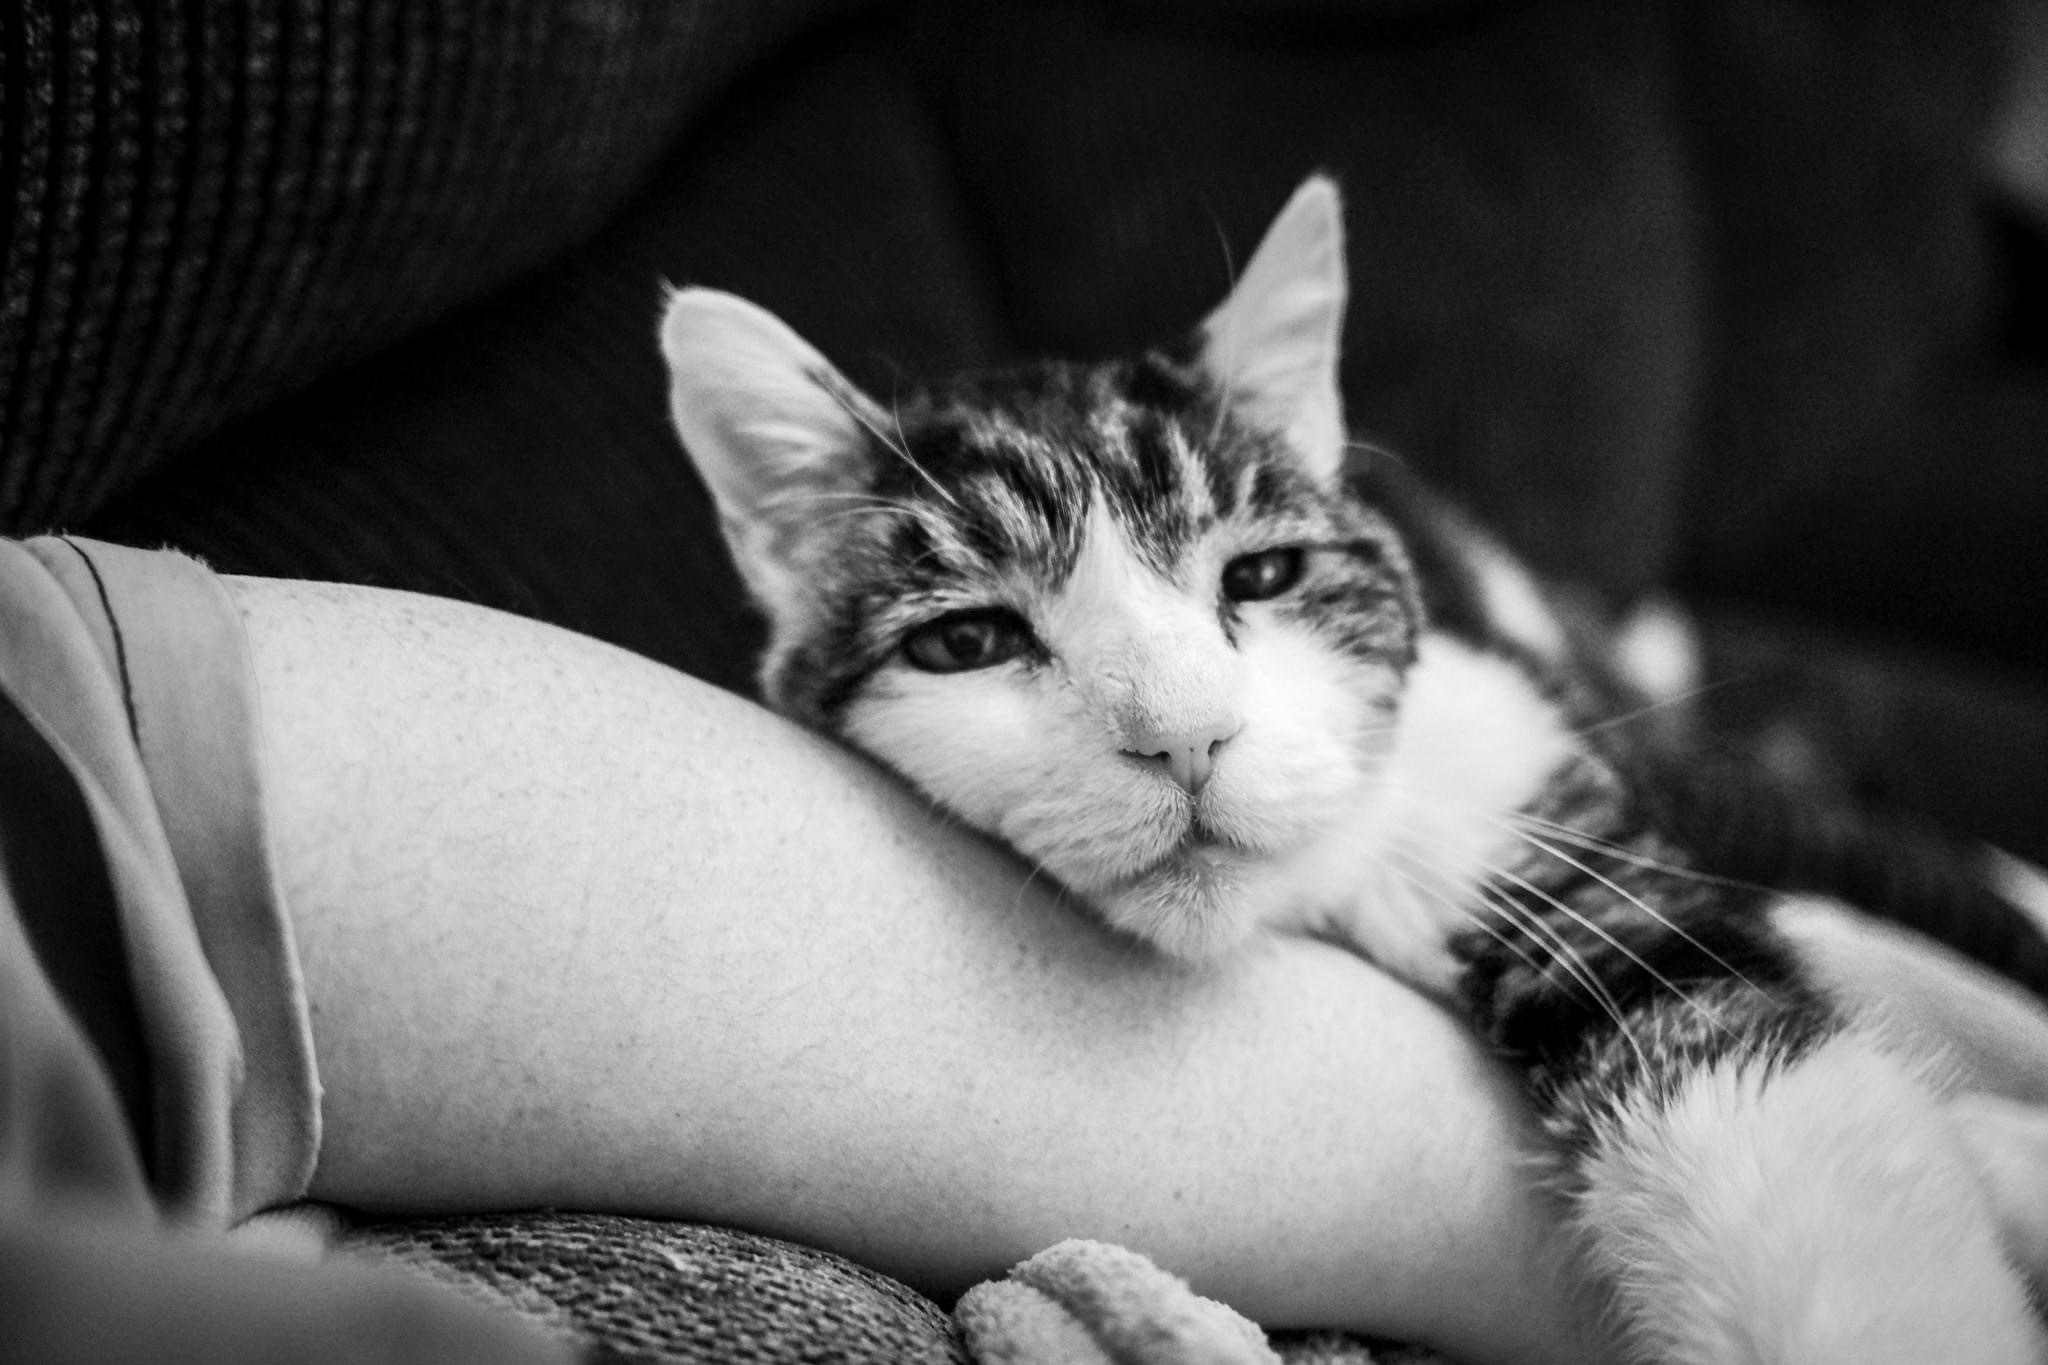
xmin=342 ymin=1212 xmax=1442 ymax=1365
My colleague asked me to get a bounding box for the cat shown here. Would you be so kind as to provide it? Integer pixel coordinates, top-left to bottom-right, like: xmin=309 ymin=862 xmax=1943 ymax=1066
xmin=658 ymin=177 xmax=2048 ymax=1364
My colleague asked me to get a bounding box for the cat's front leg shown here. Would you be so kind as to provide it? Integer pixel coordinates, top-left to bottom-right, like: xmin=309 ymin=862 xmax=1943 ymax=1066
xmin=1458 ymin=895 xmax=2047 ymax=1365
xmin=1555 ymin=1009 xmax=2038 ymax=1365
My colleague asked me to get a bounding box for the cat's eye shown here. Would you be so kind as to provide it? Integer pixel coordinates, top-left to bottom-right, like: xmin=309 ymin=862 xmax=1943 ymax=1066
xmin=902 ymin=609 xmax=1034 ymax=673
xmin=1220 ymin=547 xmax=1306 ymax=603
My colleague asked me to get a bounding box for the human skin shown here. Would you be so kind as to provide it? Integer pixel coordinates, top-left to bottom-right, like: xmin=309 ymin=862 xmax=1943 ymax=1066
xmin=225 ymin=574 xmax=1618 ymax=1363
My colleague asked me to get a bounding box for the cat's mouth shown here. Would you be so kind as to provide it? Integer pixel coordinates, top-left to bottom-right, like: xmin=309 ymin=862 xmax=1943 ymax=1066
xmin=1126 ymin=824 xmax=1259 ymax=885
xmin=1090 ymin=827 xmax=1274 ymax=960
xmin=1160 ymin=835 xmax=1233 ymax=879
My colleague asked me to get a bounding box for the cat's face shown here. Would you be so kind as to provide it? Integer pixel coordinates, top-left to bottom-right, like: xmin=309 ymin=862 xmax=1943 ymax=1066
xmin=664 ymin=177 xmax=1419 ymax=957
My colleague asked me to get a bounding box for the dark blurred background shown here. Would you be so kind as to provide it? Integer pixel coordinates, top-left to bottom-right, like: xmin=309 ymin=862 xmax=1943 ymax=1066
xmin=3 ymin=0 xmax=2044 ymax=860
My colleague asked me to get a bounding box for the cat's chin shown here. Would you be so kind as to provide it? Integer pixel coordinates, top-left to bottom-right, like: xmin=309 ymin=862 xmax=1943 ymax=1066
xmin=1090 ymin=840 xmax=1280 ymax=962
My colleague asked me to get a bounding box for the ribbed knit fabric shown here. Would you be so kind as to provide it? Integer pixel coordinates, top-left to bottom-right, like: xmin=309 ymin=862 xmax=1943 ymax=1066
xmin=343 ymin=1214 xmax=1426 ymax=1365
xmin=85 ymin=24 xmax=1007 ymax=692
xmin=0 ymin=0 xmax=856 ymax=535
xmin=344 ymin=1213 xmax=973 ymax=1365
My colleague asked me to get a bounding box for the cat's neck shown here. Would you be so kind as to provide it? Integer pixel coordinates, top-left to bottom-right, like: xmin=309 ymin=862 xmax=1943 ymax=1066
xmin=1290 ymin=631 xmax=1583 ymax=992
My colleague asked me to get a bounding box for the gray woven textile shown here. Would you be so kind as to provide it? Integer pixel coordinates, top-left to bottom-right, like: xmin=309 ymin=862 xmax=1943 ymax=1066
xmin=340 ymin=1213 xmax=1430 ymax=1364
xmin=343 ymin=1213 xmax=971 ymax=1364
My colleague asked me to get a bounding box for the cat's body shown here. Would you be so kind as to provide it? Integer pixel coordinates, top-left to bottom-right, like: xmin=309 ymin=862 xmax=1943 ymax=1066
xmin=660 ymin=178 xmax=2048 ymax=1363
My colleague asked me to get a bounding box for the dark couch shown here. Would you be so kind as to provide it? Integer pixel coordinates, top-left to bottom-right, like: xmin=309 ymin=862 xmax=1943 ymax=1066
xmin=6 ymin=1 xmax=2044 ymax=1358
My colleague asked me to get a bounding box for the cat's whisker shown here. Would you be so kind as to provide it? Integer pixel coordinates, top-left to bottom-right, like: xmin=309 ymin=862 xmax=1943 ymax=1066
xmin=1500 ymin=811 xmax=1754 ymax=891
xmin=1375 ymin=843 xmax=1638 ymax=1048
xmin=804 ymin=504 xmax=926 ymax=533
xmin=1205 ymin=390 xmax=1234 ymax=453
xmin=1203 ymin=207 xmax=1242 ymax=453
xmin=898 ymin=544 xmax=963 ymax=580
xmin=1484 ymin=858 xmax=1741 ymax=1042
xmin=1310 ymin=815 xmax=1615 ymax=1023
xmin=1208 ymin=202 xmax=1241 ymax=294
xmin=1571 ymin=677 xmax=1739 ymax=738
xmin=820 ymin=381 xmax=963 ymax=511
xmin=765 ymin=488 xmax=923 ymax=512
xmin=1497 ymin=825 xmax=1774 ymax=1005
xmin=1376 ymin=837 xmax=1649 ymax=1064
xmin=887 ymin=386 xmax=917 ymax=478
xmin=1007 ymin=853 xmax=1061 ymax=921
xmin=1359 ymin=774 xmax=1770 ymax=1006
xmin=1340 ymin=438 xmax=1406 ymax=474
xmin=761 ymin=489 xmax=935 ymax=535
xmin=1478 ymin=896 xmax=1653 ymax=1073
xmin=1369 ymin=843 xmax=1550 ymax=981
xmin=1358 ymin=810 xmax=1736 ymax=1042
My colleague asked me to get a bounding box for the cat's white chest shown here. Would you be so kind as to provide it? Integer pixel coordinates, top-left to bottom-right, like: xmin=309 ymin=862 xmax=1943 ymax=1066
xmin=1290 ymin=632 xmax=1583 ymax=993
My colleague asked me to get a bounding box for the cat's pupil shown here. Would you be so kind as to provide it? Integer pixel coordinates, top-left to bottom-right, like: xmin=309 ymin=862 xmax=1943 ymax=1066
xmin=1221 ymin=547 xmax=1305 ymax=603
xmin=903 ymin=608 xmax=1031 ymax=673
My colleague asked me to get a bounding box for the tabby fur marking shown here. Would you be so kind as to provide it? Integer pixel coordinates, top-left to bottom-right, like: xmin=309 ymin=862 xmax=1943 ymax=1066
xmin=660 ymin=177 xmax=2046 ymax=1364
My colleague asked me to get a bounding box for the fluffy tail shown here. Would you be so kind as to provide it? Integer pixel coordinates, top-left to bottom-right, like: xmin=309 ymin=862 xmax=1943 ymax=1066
xmin=1573 ymin=1029 xmax=2045 ymax=1365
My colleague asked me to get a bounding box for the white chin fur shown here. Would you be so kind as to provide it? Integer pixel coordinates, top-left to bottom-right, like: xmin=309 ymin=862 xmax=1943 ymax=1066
xmin=1091 ymin=840 xmax=1322 ymax=961
xmin=1098 ymin=859 xmax=1260 ymax=961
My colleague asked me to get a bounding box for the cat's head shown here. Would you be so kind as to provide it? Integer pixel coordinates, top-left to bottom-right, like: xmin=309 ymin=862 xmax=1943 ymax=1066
xmin=661 ymin=176 xmax=1424 ymax=958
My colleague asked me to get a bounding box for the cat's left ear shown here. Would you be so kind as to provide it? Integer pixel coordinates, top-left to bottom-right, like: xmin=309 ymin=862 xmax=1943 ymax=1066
xmin=1198 ymin=175 xmax=1349 ymax=482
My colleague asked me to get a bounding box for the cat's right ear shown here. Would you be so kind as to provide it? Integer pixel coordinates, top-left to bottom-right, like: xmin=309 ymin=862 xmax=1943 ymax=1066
xmin=660 ymin=287 xmax=881 ymax=620
xmin=1197 ymin=175 xmax=1348 ymax=483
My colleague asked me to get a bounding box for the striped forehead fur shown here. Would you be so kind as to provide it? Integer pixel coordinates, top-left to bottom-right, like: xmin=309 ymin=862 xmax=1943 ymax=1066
xmin=769 ymin=351 xmax=1409 ymax=723
xmin=910 ymin=358 xmax=1288 ymax=532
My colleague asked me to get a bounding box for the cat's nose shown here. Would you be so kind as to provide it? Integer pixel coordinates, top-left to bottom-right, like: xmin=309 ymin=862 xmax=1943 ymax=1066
xmin=1124 ymin=720 xmax=1241 ymax=795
